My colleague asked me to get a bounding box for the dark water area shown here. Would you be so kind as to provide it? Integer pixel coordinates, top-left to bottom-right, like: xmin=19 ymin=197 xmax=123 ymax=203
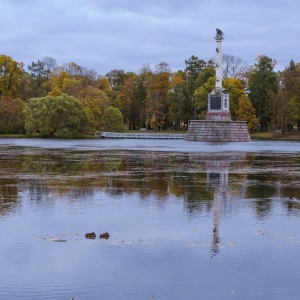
xmin=0 ymin=139 xmax=300 ymax=299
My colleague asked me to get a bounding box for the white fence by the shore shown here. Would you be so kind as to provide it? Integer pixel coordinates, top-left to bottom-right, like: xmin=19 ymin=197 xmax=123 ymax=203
xmin=95 ymin=132 xmax=186 ymax=139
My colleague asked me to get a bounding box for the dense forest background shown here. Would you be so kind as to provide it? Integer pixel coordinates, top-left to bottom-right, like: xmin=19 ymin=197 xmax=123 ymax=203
xmin=1 ymin=53 xmax=300 ymax=137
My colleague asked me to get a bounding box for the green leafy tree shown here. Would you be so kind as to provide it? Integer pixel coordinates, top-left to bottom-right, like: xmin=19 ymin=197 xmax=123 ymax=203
xmin=0 ymin=96 xmax=27 ymax=133
xmin=196 ymin=63 xmax=215 ymax=87
xmin=101 ymin=106 xmax=125 ymax=132
xmin=194 ymin=76 xmax=248 ymax=120
xmin=248 ymin=55 xmax=278 ymax=131
xmin=194 ymin=77 xmax=215 ymax=118
xmin=185 ymin=55 xmax=207 ymax=92
xmin=223 ymin=77 xmax=245 ymax=118
xmin=184 ymin=56 xmax=212 ymax=120
xmin=25 ymin=94 xmax=89 ymax=138
xmin=168 ymin=71 xmax=190 ymax=130
xmin=27 ymin=60 xmax=48 ymax=98
xmin=28 ymin=60 xmax=48 ymax=87
xmin=280 ymin=60 xmax=300 ymax=130
xmin=26 ymin=57 xmax=57 ymax=98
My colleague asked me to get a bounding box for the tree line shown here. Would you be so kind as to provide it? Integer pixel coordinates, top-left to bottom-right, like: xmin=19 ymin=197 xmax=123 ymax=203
xmin=0 ymin=53 xmax=299 ymax=138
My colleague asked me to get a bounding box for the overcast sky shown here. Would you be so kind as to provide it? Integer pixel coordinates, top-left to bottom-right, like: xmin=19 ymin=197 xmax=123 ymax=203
xmin=1 ymin=0 xmax=300 ymax=75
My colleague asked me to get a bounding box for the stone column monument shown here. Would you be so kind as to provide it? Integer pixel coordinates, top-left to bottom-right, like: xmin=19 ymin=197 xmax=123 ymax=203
xmin=206 ymin=29 xmax=231 ymax=121
xmin=185 ymin=29 xmax=251 ymax=142
xmin=215 ymin=29 xmax=224 ymax=92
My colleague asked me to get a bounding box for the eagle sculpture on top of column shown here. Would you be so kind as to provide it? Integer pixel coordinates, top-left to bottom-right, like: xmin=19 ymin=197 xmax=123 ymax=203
xmin=216 ymin=28 xmax=224 ymax=38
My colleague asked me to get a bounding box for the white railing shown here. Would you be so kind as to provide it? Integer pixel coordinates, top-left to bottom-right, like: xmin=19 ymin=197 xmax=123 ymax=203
xmin=95 ymin=132 xmax=186 ymax=139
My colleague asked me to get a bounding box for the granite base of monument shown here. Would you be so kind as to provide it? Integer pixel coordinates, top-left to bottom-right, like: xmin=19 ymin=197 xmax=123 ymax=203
xmin=185 ymin=120 xmax=251 ymax=142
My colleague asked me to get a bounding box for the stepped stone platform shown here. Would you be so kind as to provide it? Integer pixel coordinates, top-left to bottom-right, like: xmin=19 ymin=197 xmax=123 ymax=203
xmin=185 ymin=120 xmax=251 ymax=142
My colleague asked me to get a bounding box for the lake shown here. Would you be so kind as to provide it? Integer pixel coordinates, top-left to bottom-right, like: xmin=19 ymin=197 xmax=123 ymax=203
xmin=0 ymin=138 xmax=300 ymax=300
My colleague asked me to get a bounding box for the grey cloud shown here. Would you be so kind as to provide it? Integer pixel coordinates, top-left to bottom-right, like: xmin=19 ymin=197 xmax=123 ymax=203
xmin=1 ymin=0 xmax=300 ymax=74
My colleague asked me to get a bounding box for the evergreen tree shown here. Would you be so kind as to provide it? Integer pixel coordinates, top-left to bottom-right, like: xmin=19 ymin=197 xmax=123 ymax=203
xmin=248 ymin=55 xmax=278 ymax=131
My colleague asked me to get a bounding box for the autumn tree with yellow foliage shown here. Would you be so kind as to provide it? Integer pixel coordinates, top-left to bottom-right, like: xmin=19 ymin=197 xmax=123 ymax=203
xmin=146 ymin=62 xmax=171 ymax=130
xmin=0 ymin=96 xmax=27 ymax=134
xmin=0 ymin=55 xmax=24 ymax=98
xmin=80 ymin=86 xmax=110 ymax=134
xmin=118 ymin=76 xmax=139 ymax=130
xmin=223 ymin=77 xmax=245 ymax=118
xmin=236 ymin=94 xmax=259 ymax=131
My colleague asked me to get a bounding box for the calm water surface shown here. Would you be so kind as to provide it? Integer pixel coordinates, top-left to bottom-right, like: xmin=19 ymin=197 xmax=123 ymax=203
xmin=0 ymin=139 xmax=300 ymax=300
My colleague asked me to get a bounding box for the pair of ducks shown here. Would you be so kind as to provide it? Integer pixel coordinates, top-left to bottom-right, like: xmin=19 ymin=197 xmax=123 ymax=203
xmin=85 ymin=232 xmax=110 ymax=239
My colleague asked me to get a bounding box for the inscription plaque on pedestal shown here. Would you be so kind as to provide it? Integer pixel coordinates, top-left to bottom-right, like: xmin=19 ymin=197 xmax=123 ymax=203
xmin=210 ymin=96 xmax=222 ymax=110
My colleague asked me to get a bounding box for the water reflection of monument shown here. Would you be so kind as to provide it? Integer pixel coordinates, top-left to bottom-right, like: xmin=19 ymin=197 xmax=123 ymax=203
xmin=205 ymin=155 xmax=230 ymax=257
xmin=190 ymin=152 xmax=246 ymax=257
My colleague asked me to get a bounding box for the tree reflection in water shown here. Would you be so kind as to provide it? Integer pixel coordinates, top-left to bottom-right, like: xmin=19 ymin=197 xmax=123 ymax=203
xmin=0 ymin=147 xmax=300 ymax=220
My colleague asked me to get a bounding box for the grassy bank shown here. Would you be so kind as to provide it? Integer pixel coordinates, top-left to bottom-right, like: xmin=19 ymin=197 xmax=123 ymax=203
xmin=250 ymin=131 xmax=300 ymax=141
xmin=0 ymin=134 xmax=98 ymax=139
xmin=0 ymin=134 xmax=28 ymax=138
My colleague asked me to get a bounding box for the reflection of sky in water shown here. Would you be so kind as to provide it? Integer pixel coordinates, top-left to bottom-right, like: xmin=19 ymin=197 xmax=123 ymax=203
xmin=0 ymin=139 xmax=300 ymax=299
xmin=1 ymin=138 xmax=300 ymax=153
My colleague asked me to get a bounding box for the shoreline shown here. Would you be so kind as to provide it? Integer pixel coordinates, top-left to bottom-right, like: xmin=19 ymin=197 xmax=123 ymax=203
xmin=0 ymin=131 xmax=299 ymax=141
